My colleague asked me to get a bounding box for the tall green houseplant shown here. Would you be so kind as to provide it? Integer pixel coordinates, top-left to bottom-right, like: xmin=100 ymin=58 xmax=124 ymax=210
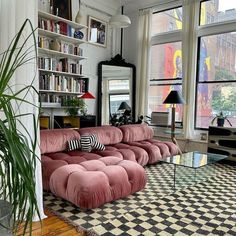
xmin=0 ymin=19 xmax=40 ymax=235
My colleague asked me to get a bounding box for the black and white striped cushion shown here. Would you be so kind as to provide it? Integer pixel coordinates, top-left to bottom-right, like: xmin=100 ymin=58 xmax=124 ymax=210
xmin=91 ymin=135 xmax=105 ymax=151
xmin=68 ymin=139 xmax=81 ymax=151
xmin=80 ymin=134 xmax=93 ymax=152
xmin=68 ymin=134 xmax=105 ymax=152
xmin=81 ymin=134 xmax=105 ymax=152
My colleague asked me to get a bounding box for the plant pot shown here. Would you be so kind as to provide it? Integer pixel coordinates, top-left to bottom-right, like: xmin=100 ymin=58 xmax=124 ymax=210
xmin=0 ymin=200 xmax=12 ymax=236
xmin=217 ymin=118 xmax=225 ymax=127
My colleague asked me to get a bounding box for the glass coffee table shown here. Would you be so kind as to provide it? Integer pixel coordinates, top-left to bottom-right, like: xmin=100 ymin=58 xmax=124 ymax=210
xmin=161 ymin=151 xmax=228 ymax=189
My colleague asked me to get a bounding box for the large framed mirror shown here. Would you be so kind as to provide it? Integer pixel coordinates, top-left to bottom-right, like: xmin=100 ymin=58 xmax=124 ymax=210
xmin=97 ymin=54 xmax=136 ymax=126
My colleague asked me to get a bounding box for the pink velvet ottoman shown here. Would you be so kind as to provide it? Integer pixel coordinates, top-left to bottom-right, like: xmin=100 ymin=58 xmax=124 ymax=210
xmin=49 ymin=156 xmax=147 ymax=209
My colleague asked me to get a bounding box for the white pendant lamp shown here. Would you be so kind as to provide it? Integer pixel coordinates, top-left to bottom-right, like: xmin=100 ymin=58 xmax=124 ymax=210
xmin=109 ymin=14 xmax=131 ymax=28
xmin=109 ymin=3 xmax=131 ymax=28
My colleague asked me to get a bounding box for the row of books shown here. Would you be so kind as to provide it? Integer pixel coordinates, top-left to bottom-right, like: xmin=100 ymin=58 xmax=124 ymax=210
xmin=39 ymin=18 xmax=75 ymax=38
xmin=40 ymin=94 xmax=62 ymax=103
xmin=39 ymin=74 xmax=87 ymax=93
xmin=38 ymin=37 xmax=84 ymax=56
xmin=38 ymin=57 xmax=83 ymax=74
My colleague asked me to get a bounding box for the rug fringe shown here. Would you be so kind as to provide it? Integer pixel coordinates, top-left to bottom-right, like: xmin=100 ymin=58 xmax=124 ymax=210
xmin=45 ymin=207 xmax=101 ymax=235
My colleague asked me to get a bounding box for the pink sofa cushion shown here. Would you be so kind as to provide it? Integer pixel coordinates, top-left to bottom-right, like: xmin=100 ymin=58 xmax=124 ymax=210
xmin=49 ymin=157 xmax=147 ymax=209
xmin=40 ymin=129 xmax=81 ymax=154
xmin=120 ymin=124 xmax=154 ymax=142
xmin=78 ymin=126 xmax=123 ymax=145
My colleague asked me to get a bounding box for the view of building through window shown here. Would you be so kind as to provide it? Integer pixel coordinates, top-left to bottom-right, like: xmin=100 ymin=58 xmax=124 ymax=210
xmin=149 ymin=0 xmax=236 ymax=130
xmin=149 ymin=42 xmax=182 ymax=121
xmin=149 ymin=7 xmax=183 ymax=123
xmin=196 ymin=33 xmax=236 ymax=128
xmin=200 ymin=0 xmax=236 ymax=25
xmin=151 ymin=7 xmax=182 ymax=35
xmin=196 ymin=0 xmax=236 ymax=128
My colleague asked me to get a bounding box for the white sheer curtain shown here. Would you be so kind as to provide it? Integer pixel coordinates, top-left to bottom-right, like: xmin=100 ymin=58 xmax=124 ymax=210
xmin=182 ymin=0 xmax=199 ymax=139
xmin=136 ymin=9 xmax=152 ymax=117
xmin=0 ymin=0 xmax=46 ymax=221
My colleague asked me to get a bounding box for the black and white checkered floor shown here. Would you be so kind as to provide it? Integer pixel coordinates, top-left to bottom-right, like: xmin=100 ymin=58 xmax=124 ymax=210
xmin=44 ymin=163 xmax=236 ymax=235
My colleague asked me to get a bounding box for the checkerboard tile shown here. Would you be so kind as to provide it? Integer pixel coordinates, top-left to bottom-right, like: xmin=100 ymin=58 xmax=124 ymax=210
xmin=44 ymin=163 xmax=236 ymax=235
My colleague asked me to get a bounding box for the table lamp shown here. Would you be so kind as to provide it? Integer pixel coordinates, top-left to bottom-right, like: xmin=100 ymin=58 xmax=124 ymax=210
xmin=118 ymin=101 xmax=131 ymax=111
xmin=163 ymin=90 xmax=185 ymax=142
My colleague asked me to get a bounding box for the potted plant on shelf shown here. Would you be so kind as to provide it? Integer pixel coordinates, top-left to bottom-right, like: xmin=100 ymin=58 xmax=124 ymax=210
xmin=211 ymin=111 xmax=232 ymax=127
xmin=0 ymin=19 xmax=40 ymax=235
xmin=64 ymin=97 xmax=86 ymax=116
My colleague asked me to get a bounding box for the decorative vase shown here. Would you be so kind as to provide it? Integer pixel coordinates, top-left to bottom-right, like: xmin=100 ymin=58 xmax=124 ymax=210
xmin=217 ymin=118 xmax=224 ymax=127
xmin=75 ymin=11 xmax=83 ymax=24
xmin=50 ymin=39 xmax=60 ymax=51
xmin=0 ymin=200 xmax=12 ymax=236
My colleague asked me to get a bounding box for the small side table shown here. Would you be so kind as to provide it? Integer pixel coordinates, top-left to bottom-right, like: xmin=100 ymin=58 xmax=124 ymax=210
xmin=164 ymin=129 xmax=182 ymax=154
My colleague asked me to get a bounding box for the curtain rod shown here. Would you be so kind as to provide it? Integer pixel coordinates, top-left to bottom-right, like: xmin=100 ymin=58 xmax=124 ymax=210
xmin=81 ymin=2 xmax=112 ymax=17
xmin=139 ymin=0 xmax=182 ymax=11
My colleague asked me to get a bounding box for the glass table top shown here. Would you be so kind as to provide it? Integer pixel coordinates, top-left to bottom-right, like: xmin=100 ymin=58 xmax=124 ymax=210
xmin=161 ymin=151 xmax=228 ymax=168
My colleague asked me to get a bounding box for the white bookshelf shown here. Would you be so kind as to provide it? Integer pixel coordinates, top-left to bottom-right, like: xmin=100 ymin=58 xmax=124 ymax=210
xmin=38 ymin=10 xmax=89 ymax=109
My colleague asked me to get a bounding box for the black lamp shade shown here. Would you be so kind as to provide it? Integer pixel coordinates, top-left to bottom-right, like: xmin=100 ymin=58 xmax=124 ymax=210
xmin=163 ymin=90 xmax=185 ymax=104
xmin=118 ymin=101 xmax=131 ymax=111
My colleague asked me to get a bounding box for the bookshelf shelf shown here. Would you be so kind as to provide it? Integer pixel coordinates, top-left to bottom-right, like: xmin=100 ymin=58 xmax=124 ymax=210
xmin=39 ymin=90 xmax=83 ymax=95
xmin=38 ymin=28 xmax=85 ymax=45
xmin=38 ymin=47 xmax=86 ymax=61
xmin=38 ymin=68 xmax=86 ymax=77
xmin=41 ymin=102 xmax=61 ymax=108
xmin=38 ymin=11 xmax=87 ymax=30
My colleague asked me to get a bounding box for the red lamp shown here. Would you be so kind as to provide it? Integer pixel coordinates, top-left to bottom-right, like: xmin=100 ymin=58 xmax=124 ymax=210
xmin=79 ymin=91 xmax=95 ymax=99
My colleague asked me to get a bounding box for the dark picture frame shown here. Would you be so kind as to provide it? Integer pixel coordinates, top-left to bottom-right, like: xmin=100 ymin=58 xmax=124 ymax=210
xmin=88 ymin=16 xmax=107 ymax=47
xmin=51 ymin=0 xmax=72 ymax=20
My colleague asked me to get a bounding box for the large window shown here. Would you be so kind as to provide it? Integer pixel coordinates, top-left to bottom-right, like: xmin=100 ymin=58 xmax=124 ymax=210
xmin=149 ymin=0 xmax=236 ymax=134
xmin=149 ymin=6 xmax=183 ymax=123
xmin=196 ymin=0 xmax=236 ymax=129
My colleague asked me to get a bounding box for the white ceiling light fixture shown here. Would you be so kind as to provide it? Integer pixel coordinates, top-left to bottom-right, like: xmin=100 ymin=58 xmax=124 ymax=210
xmin=109 ymin=14 xmax=131 ymax=28
xmin=109 ymin=1 xmax=131 ymax=28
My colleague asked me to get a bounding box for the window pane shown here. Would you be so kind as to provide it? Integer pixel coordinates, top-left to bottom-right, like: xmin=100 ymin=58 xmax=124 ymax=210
xmin=148 ymin=85 xmax=183 ymax=122
xmin=196 ymin=82 xmax=236 ymax=128
xmin=108 ymin=80 xmax=129 ymax=91
xmin=152 ymin=7 xmax=182 ymax=35
xmin=198 ymin=33 xmax=236 ymax=82
xmin=200 ymin=0 xmax=236 ymax=26
xmin=151 ymin=42 xmax=182 ymax=80
xmin=110 ymin=94 xmax=130 ymax=115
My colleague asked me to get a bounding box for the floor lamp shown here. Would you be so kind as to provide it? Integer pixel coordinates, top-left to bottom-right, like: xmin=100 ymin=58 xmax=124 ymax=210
xmin=163 ymin=90 xmax=185 ymax=153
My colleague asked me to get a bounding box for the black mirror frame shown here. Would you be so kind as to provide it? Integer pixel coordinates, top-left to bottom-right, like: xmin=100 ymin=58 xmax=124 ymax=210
xmin=97 ymin=54 xmax=136 ymax=126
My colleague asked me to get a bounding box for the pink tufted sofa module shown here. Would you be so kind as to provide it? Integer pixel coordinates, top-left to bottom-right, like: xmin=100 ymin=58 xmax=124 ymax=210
xmin=119 ymin=124 xmax=179 ymax=164
xmin=79 ymin=124 xmax=179 ymax=165
xmin=40 ymin=124 xmax=179 ymax=209
xmin=40 ymin=128 xmax=147 ymax=209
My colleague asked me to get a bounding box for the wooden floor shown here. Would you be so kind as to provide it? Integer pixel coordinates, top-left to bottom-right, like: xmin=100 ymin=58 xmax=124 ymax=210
xmin=16 ymin=210 xmax=85 ymax=236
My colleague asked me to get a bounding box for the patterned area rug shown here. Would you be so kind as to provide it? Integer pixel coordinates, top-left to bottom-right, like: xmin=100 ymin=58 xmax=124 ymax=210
xmin=44 ymin=163 xmax=236 ymax=235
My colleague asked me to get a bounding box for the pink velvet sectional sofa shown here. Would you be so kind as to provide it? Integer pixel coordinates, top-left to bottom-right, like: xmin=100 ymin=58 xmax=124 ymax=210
xmin=40 ymin=124 xmax=179 ymax=209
